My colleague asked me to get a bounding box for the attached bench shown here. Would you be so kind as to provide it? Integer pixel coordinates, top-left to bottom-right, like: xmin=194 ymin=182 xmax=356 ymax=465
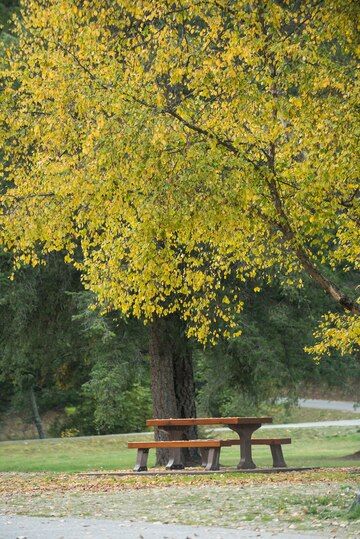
xmin=128 ymin=440 xmax=223 ymax=472
xmin=128 ymin=437 xmax=291 ymax=472
xmin=219 ymin=437 xmax=291 ymax=468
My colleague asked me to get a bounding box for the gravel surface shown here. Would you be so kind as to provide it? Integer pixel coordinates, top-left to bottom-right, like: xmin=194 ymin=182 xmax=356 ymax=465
xmin=2 ymin=480 xmax=358 ymax=538
xmin=0 ymin=515 xmax=331 ymax=539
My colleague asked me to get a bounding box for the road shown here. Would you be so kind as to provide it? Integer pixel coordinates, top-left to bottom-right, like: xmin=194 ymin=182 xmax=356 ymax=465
xmin=298 ymin=398 xmax=358 ymax=412
xmin=0 ymin=515 xmax=333 ymax=539
xmin=261 ymin=418 xmax=360 ymax=429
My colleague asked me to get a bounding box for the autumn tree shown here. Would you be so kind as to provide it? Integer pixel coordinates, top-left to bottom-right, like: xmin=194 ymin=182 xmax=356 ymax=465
xmin=0 ymin=0 xmax=359 ymax=442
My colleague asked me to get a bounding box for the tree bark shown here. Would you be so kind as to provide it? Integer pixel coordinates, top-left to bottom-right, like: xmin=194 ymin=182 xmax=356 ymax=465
xmin=29 ymin=386 xmax=46 ymax=439
xmin=149 ymin=315 xmax=199 ymax=466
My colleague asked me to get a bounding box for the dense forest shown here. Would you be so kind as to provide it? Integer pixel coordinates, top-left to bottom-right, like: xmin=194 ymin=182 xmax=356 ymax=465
xmin=0 ymin=1 xmax=359 ymax=441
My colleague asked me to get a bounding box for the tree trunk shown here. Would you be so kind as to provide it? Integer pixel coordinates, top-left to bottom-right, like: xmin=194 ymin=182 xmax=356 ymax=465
xmin=149 ymin=315 xmax=199 ymax=466
xmin=29 ymin=386 xmax=46 ymax=439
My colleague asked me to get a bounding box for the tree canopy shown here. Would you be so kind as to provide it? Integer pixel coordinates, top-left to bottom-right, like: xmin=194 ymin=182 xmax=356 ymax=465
xmin=0 ymin=0 xmax=359 ymax=351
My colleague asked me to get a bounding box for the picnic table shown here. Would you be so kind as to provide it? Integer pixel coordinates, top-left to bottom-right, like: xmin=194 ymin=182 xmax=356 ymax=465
xmin=146 ymin=417 xmax=273 ymax=470
xmin=128 ymin=416 xmax=291 ymax=472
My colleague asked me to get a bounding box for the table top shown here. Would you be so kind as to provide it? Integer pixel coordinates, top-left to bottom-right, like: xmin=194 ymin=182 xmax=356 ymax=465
xmin=146 ymin=417 xmax=273 ymax=427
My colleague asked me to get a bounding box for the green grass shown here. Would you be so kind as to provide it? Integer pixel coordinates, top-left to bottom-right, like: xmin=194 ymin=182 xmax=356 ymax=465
xmin=0 ymin=426 xmax=359 ymax=473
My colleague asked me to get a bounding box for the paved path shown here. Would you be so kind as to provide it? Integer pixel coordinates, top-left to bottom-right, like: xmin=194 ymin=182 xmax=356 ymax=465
xmin=0 ymin=515 xmax=330 ymax=539
xmin=262 ymin=418 xmax=360 ymax=429
xmin=298 ymin=399 xmax=358 ymax=412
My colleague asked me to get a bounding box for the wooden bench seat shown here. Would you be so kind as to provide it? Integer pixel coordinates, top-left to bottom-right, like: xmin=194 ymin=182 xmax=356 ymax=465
xmin=128 ymin=440 xmax=223 ymax=471
xmin=128 ymin=440 xmax=222 ymax=449
xmin=128 ymin=437 xmax=291 ymax=471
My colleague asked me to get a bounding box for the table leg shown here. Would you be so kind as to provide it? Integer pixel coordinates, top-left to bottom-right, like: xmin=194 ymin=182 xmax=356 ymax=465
xmin=229 ymin=424 xmax=261 ymax=469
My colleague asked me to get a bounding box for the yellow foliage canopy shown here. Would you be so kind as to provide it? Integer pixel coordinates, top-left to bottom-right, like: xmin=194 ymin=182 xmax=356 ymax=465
xmin=0 ymin=0 xmax=359 ymax=350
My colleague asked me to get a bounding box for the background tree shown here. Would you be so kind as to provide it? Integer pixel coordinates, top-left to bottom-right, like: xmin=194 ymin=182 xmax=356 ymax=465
xmin=70 ymin=291 xmax=152 ymax=435
xmin=0 ymin=252 xmax=84 ymax=438
xmin=0 ymin=251 xmax=154 ymax=438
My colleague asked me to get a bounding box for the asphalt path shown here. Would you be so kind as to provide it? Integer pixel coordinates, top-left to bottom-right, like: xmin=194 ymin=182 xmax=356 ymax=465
xmin=298 ymin=399 xmax=358 ymax=412
xmin=0 ymin=515 xmax=331 ymax=539
xmin=251 ymin=418 xmax=360 ymax=429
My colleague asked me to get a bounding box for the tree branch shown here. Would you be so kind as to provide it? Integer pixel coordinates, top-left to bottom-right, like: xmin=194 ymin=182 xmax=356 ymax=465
xmin=162 ymin=108 xmax=261 ymax=167
xmin=265 ymin=178 xmax=360 ymax=315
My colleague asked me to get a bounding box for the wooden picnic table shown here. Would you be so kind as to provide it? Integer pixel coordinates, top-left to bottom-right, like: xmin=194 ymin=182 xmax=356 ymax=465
xmin=146 ymin=416 xmax=273 ymax=469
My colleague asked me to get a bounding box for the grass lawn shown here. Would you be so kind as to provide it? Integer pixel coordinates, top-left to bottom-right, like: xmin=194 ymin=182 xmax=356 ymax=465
xmin=0 ymin=426 xmax=359 ymax=473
